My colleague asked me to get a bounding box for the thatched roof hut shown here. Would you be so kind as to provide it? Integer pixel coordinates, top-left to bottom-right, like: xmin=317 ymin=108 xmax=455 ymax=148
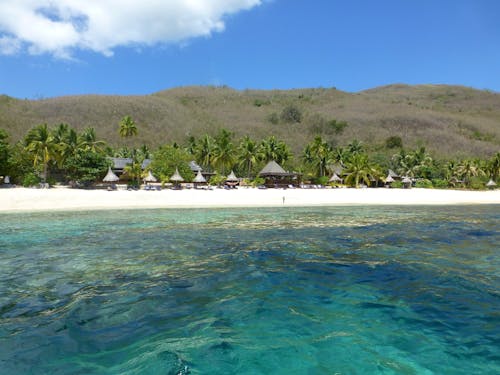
xmin=402 ymin=176 xmax=412 ymax=188
xmin=170 ymin=168 xmax=184 ymax=182
xmin=329 ymin=173 xmax=342 ymax=183
xmin=259 ymin=160 xmax=289 ymax=176
xmin=259 ymin=161 xmax=298 ymax=187
xmin=189 ymin=160 xmax=202 ymax=172
xmin=103 ymin=167 xmax=119 ymax=182
xmin=486 ymin=179 xmax=497 ymax=188
xmin=143 ymin=170 xmax=157 ymax=183
xmin=226 ymin=170 xmax=238 ymax=182
xmin=388 ymin=169 xmax=399 ymax=179
xmin=193 ymin=170 xmax=207 ymax=184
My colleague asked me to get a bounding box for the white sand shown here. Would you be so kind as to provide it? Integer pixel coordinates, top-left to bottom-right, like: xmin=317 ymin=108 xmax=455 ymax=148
xmin=0 ymin=186 xmax=499 ymax=213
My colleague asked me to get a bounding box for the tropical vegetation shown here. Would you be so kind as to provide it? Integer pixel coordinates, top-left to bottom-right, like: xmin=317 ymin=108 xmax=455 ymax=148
xmin=0 ymin=115 xmax=498 ymax=189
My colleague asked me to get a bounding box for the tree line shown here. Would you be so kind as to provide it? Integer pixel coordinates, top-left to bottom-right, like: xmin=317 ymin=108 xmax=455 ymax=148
xmin=0 ymin=116 xmax=498 ymax=189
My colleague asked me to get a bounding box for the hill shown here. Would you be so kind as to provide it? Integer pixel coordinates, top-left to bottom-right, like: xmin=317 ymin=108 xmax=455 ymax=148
xmin=0 ymin=84 xmax=499 ymax=159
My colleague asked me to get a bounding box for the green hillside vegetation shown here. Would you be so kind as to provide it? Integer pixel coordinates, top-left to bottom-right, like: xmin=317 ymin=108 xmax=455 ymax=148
xmin=1 ymin=84 xmax=499 ymax=159
xmin=0 ymin=84 xmax=499 ymax=190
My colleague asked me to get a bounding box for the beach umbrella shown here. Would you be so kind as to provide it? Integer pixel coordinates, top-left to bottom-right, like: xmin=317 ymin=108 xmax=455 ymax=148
xmin=103 ymin=167 xmax=119 ymax=182
xmin=193 ymin=170 xmax=207 ymax=183
xmin=226 ymin=170 xmax=238 ymax=182
xmin=486 ymin=179 xmax=497 ymax=188
xmin=225 ymin=170 xmax=239 ymax=187
xmin=143 ymin=170 xmax=157 ymax=183
xmin=329 ymin=173 xmax=342 ymax=183
xmin=385 ymin=174 xmax=395 ymax=183
xmin=170 ymin=168 xmax=184 ymax=183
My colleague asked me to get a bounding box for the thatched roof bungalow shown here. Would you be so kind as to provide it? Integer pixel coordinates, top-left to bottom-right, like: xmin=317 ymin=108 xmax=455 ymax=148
xmin=329 ymin=173 xmax=343 ymax=183
xmin=193 ymin=170 xmax=207 ymax=187
xmin=103 ymin=167 xmax=119 ymax=182
xmin=109 ymin=157 xmax=151 ymax=175
xmin=259 ymin=161 xmax=298 ymax=188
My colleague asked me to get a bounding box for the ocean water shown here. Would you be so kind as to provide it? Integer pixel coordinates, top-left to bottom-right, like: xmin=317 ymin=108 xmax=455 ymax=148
xmin=0 ymin=206 xmax=499 ymax=374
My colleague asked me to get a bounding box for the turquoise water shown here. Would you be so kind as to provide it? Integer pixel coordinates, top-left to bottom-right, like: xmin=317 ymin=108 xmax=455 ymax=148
xmin=0 ymin=206 xmax=499 ymax=374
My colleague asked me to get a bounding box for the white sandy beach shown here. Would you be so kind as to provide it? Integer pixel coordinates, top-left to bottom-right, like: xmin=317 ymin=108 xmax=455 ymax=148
xmin=0 ymin=186 xmax=499 ymax=212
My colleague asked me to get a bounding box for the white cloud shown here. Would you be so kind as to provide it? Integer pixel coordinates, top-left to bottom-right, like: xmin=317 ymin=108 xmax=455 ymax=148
xmin=0 ymin=0 xmax=261 ymax=58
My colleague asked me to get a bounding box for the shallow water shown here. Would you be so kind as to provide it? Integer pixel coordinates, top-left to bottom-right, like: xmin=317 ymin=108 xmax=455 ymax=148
xmin=0 ymin=206 xmax=499 ymax=374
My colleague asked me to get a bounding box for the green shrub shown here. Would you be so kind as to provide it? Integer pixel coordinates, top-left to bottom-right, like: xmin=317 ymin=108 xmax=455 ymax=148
xmin=316 ymin=176 xmax=330 ymax=185
xmin=22 ymin=172 xmax=40 ymax=187
xmin=209 ymin=174 xmax=226 ymax=186
xmin=432 ymin=179 xmax=448 ymax=188
xmin=251 ymin=177 xmax=265 ymax=187
xmin=391 ymin=181 xmax=403 ymax=188
xmin=254 ymin=98 xmax=270 ymax=107
xmin=267 ymin=112 xmax=279 ymax=124
xmin=385 ymin=135 xmax=403 ymax=149
xmin=469 ymin=177 xmax=487 ymax=190
xmin=415 ymin=179 xmax=433 ymax=188
xmin=280 ymin=105 xmax=302 ymax=123
xmin=329 ymin=119 xmax=348 ymax=135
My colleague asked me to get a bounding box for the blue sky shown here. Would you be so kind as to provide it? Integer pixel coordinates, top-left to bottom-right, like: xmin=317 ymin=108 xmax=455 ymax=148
xmin=0 ymin=0 xmax=499 ymax=99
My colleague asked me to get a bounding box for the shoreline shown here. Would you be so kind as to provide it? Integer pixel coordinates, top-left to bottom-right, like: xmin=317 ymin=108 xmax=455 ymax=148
xmin=0 ymin=186 xmax=499 ymax=213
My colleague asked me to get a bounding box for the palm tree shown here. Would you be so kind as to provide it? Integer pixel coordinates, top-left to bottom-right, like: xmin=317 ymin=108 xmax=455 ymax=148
xmin=259 ymin=136 xmax=291 ymax=165
xmin=25 ymin=124 xmax=55 ymax=182
xmin=305 ymin=136 xmax=331 ymax=177
xmin=344 ymin=153 xmax=378 ymax=188
xmin=347 ymin=139 xmax=364 ymax=156
xmin=331 ymin=146 xmax=349 ymax=167
xmin=185 ymin=135 xmax=197 ymax=157
xmin=119 ymin=116 xmax=138 ymax=141
xmin=486 ymin=152 xmax=500 ymax=181
xmin=196 ymin=134 xmax=216 ymax=172
xmin=456 ymin=159 xmax=484 ymax=186
xmin=51 ymin=123 xmax=72 ymax=167
xmin=123 ymin=161 xmax=143 ymax=187
xmin=392 ymin=147 xmax=433 ymax=178
xmin=213 ymin=129 xmax=235 ymax=175
xmin=237 ymin=136 xmax=259 ymax=178
xmin=79 ymin=127 xmax=106 ymax=153
xmin=136 ymin=144 xmax=151 ymax=161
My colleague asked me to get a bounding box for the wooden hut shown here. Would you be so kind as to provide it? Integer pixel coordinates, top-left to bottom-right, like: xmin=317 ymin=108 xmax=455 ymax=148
xmin=259 ymin=160 xmax=297 ymax=188
xmin=402 ymin=176 xmax=412 ymax=189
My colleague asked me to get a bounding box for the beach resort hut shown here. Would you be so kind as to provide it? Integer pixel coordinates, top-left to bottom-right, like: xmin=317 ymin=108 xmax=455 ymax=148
xmin=402 ymin=176 xmax=412 ymax=189
xmin=385 ymin=173 xmax=395 ymax=187
xmin=143 ymin=170 xmax=157 ymax=189
xmin=486 ymin=179 xmax=497 ymax=189
xmin=143 ymin=170 xmax=157 ymax=183
xmin=170 ymin=168 xmax=184 ymax=189
xmin=193 ymin=170 xmax=207 ymax=188
xmin=189 ymin=160 xmax=215 ymax=182
xmin=329 ymin=173 xmax=343 ymax=184
xmin=225 ymin=170 xmax=239 ymax=188
xmin=259 ymin=160 xmax=297 ymax=188
xmin=103 ymin=167 xmax=119 ymax=190
xmin=388 ymin=169 xmax=399 ymax=179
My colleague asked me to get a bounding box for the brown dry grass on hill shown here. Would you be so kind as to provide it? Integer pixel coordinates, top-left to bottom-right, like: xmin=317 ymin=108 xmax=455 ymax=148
xmin=0 ymin=84 xmax=499 ymax=159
